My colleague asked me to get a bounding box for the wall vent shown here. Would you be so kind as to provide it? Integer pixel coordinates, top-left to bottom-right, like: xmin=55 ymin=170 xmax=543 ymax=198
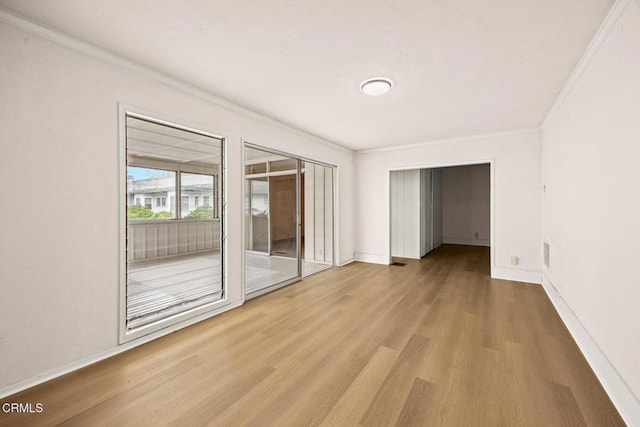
xmin=543 ymin=241 xmax=550 ymax=269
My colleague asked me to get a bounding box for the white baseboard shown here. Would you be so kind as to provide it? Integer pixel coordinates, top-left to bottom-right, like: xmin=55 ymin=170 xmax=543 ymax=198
xmin=354 ymin=252 xmax=389 ymax=265
xmin=541 ymin=274 xmax=640 ymax=426
xmin=443 ymin=237 xmax=490 ymax=247
xmin=339 ymin=258 xmax=356 ymax=266
xmin=491 ymin=267 xmax=541 ymax=284
xmin=0 ymin=300 xmax=243 ymax=400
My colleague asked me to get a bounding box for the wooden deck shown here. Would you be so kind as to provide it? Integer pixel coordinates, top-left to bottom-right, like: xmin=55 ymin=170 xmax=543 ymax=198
xmin=128 ymin=251 xmax=332 ymax=328
xmin=127 ymin=252 xmax=223 ymax=329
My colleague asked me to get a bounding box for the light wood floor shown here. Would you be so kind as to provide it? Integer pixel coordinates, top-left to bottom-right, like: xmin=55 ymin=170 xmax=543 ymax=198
xmin=0 ymin=245 xmax=624 ymax=426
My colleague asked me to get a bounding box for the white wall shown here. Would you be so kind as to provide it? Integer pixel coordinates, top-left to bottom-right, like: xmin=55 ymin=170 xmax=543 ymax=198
xmin=442 ymin=164 xmax=490 ymax=246
xmin=390 ymin=170 xmax=421 ymax=259
xmin=0 ymin=19 xmax=355 ymax=393
xmin=542 ymin=0 xmax=640 ymax=404
xmin=355 ymin=131 xmax=542 ymax=282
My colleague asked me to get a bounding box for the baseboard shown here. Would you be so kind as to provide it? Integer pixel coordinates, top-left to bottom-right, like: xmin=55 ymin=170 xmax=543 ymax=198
xmin=354 ymin=252 xmax=389 ymax=265
xmin=541 ymin=274 xmax=640 ymax=426
xmin=491 ymin=267 xmax=541 ymax=284
xmin=0 ymin=300 xmax=243 ymax=399
xmin=442 ymin=237 xmax=490 ymax=247
xmin=339 ymin=258 xmax=356 ymax=266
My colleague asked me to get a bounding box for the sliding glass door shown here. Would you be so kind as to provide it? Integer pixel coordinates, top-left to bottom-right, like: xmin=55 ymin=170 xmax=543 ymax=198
xmin=244 ymin=144 xmax=334 ymax=298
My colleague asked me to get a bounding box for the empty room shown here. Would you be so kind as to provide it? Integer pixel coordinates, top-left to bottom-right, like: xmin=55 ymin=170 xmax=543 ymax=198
xmin=0 ymin=0 xmax=638 ymax=425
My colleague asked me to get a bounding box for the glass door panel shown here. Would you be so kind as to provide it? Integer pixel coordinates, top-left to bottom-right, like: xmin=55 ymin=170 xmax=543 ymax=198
xmin=244 ymin=146 xmax=300 ymax=295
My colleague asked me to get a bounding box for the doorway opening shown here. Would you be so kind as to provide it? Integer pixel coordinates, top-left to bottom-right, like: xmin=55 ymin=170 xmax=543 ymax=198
xmin=390 ymin=163 xmax=491 ymax=268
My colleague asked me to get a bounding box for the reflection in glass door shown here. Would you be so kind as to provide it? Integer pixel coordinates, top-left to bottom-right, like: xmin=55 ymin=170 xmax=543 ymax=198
xmin=246 ymin=177 xmax=269 ymax=253
xmin=244 ymin=146 xmax=300 ymax=295
xmin=301 ymin=161 xmax=334 ymax=276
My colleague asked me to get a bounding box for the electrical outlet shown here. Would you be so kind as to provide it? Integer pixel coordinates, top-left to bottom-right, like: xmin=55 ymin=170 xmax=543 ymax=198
xmin=511 ymin=256 xmax=519 ymax=266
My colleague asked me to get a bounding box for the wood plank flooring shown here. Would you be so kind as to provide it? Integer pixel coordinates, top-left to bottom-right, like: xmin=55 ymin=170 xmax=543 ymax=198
xmin=0 ymin=245 xmax=625 ymax=426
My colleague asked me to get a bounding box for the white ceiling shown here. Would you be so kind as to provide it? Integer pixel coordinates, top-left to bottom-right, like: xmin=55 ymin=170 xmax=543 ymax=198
xmin=0 ymin=0 xmax=614 ymax=151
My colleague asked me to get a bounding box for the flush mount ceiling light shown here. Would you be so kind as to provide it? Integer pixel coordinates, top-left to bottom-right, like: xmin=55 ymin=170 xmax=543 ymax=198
xmin=360 ymin=77 xmax=393 ymax=96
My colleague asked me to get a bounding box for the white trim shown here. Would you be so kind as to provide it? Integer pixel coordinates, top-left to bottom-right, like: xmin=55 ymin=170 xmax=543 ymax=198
xmin=333 ymin=165 xmax=340 ymax=267
xmin=491 ymin=268 xmax=541 ymax=284
xmin=442 ymin=237 xmax=490 ymax=247
xmin=541 ymin=274 xmax=640 ymax=426
xmin=354 ymin=252 xmax=390 ymax=265
xmin=0 ymin=300 xmax=242 ymax=400
xmin=541 ymin=0 xmax=631 ymax=129
xmin=0 ymin=7 xmax=351 ymax=154
xmin=339 ymin=258 xmax=356 ymax=266
xmin=241 ymin=139 xmax=248 ymax=304
xmin=357 ymin=128 xmax=539 ymax=154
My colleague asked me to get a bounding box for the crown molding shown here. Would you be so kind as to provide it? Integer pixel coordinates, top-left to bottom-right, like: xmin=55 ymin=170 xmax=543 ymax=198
xmin=541 ymin=0 xmax=631 ymax=130
xmin=0 ymin=7 xmax=352 ymax=154
xmin=357 ymin=128 xmax=540 ymax=154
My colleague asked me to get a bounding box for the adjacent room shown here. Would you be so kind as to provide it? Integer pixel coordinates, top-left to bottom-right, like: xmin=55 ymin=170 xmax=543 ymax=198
xmin=1 ymin=0 xmax=638 ymax=425
xmin=390 ymin=164 xmax=490 ymax=262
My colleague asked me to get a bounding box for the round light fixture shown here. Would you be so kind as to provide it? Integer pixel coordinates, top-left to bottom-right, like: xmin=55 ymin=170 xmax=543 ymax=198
xmin=360 ymin=77 xmax=393 ymax=96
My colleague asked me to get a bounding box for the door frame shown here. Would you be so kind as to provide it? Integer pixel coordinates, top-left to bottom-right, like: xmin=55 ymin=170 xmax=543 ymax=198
xmin=388 ymin=159 xmax=495 ymax=276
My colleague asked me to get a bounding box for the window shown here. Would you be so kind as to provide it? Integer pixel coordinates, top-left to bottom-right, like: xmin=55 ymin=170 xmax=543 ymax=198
xmin=182 ymin=173 xmax=214 ymax=219
xmin=122 ymin=112 xmax=224 ymax=340
xmin=127 ymin=167 xmax=176 ymax=220
xmin=126 ymin=168 xmax=218 ymax=220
